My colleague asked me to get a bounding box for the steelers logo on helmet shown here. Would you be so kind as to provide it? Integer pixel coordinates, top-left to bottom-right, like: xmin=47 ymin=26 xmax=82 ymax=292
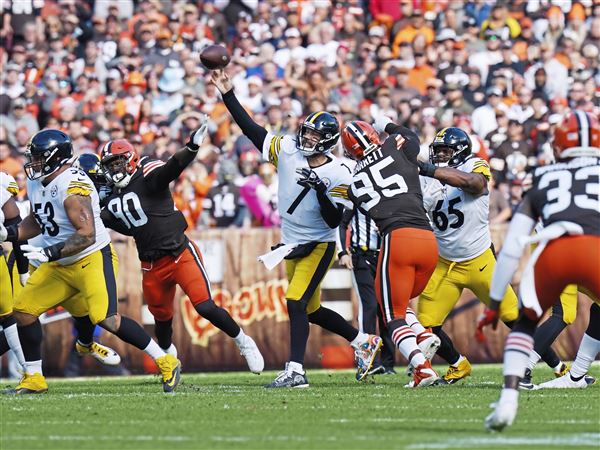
xmin=100 ymin=139 xmax=139 ymax=188
xmin=429 ymin=127 xmax=472 ymax=167
xmin=24 ymin=129 xmax=73 ymax=181
xmin=73 ymin=153 xmax=108 ymax=191
xmin=296 ymin=111 xmax=340 ymax=157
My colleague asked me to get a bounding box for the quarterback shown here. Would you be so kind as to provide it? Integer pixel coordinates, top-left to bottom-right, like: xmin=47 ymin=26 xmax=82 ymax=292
xmin=0 ymin=130 xmax=180 ymax=393
xmin=212 ymin=69 xmax=382 ymax=388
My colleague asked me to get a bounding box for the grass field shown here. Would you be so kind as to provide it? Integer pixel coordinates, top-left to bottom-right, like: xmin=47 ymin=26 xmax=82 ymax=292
xmin=1 ymin=364 xmax=599 ymax=450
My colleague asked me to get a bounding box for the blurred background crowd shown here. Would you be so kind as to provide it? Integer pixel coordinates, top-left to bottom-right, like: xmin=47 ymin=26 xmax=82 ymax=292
xmin=1 ymin=0 xmax=599 ymax=230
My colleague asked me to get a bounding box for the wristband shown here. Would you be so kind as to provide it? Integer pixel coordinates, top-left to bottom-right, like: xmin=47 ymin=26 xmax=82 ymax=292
xmin=44 ymin=242 xmax=65 ymax=262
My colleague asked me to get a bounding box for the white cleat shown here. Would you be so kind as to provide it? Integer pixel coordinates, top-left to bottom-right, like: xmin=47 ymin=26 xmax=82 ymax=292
xmin=407 ymin=330 xmax=441 ymax=376
xmin=238 ymin=335 xmax=264 ymax=374
xmin=485 ymin=400 xmax=518 ymax=432
xmin=76 ymin=341 xmax=121 ymax=366
xmin=537 ymin=372 xmax=588 ymax=389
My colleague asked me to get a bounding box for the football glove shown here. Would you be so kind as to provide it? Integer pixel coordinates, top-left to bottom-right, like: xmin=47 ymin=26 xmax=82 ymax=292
xmin=475 ymin=306 xmax=500 ymax=342
xmin=295 ymin=168 xmax=327 ymax=194
xmin=373 ymin=114 xmax=393 ymax=134
xmin=186 ymin=115 xmax=209 ymax=152
xmin=19 ymin=272 xmax=30 ymax=287
xmin=21 ymin=243 xmax=63 ymax=263
xmin=417 ymin=160 xmax=437 ymax=178
xmin=0 ymin=223 xmax=6 ymax=243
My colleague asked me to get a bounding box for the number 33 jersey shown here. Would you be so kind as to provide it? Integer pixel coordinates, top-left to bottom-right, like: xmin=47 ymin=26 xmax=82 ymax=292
xmin=101 ymin=157 xmax=189 ymax=262
xmin=420 ymin=157 xmax=492 ymax=262
xmin=262 ymin=132 xmax=353 ymax=244
xmin=26 ymin=168 xmax=110 ymax=265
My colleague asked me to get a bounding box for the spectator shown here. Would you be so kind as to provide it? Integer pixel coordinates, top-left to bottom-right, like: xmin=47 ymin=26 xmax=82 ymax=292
xmin=0 ymin=98 xmax=39 ymax=147
xmin=472 ymin=86 xmax=508 ymax=139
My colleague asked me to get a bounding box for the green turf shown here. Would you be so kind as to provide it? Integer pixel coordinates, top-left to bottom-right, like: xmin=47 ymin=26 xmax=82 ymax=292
xmin=1 ymin=365 xmax=599 ymax=450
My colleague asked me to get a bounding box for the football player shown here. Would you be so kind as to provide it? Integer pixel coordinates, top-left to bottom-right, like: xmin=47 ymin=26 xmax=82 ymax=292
xmin=98 ymin=123 xmax=264 ymax=374
xmin=0 ymin=130 xmax=180 ymax=393
xmin=485 ymin=110 xmax=600 ymax=431
xmin=342 ymin=118 xmax=440 ymax=388
xmin=211 ymin=69 xmax=382 ymax=388
xmin=0 ymin=171 xmax=28 ymax=369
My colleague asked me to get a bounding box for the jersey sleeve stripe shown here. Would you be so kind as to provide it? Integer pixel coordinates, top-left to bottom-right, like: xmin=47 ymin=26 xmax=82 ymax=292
xmin=269 ymin=136 xmax=282 ymax=166
xmin=143 ymin=161 xmax=166 ymax=176
xmin=7 ymin=182 xmax=18 ymax=196
xmin=66 ymin=186 xmax=93 ymax=196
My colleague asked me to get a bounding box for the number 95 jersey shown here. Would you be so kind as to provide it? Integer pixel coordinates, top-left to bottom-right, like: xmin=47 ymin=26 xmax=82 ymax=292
xmin=420 ymin=157 xmax=491 ymax=262
xmin=26 ymin=168 xmax=111 ymax=265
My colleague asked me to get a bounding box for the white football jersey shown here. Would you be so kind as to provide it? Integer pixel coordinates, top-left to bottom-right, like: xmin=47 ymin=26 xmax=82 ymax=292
xmin=0 ymin=171 xmax=18 ymax=209
xmin=26 ymin=167 xmax=110 ymax=265
xmin=420 ymin=157 xmax=492 ymax=262
xmin=262 ymin=132 xmax=352 ymax=244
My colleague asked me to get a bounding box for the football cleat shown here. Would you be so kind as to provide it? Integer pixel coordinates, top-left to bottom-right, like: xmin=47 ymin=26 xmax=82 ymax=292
xmin=485 ymin=399 xmax=518 ymax=432
xmin=155 ymin=354 xmax=181 ymax=393
xmin=161 ymin=344 xmax=178 ymax=358
xmin=354 ymin=335 xmax=383 ymax=381
xmin=407 ymin=329 xmax=441 ymax=376
xmin=585 ymin=375 xmax=597 ymax=385
xmin=519 ymin=368 xmax=535 ymax=390
xmin=13 ymin=373 xmax=48 ymax=395
xmin=237 ymin=335 xmax=264 ymax=374
xmin=554 ymin=362 xmax=570 ymax=378
xmin=537 ymin=372 xmax=588 ymax=389
xmin=411 ymin=360 xmax=439 ymax=388
xmin=76 ymin=341 xmax=121 ymax=366
xmin=440 ymin=357 xmax=472 ymax=385
xmin=264 ymin=363 xmax=309 ymax=388
xmin=369 ymin=365 xmax=396 ymax=376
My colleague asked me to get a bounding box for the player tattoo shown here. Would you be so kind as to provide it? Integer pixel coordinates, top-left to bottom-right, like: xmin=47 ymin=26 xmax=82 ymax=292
xmin=61 ymin=195 xmax=97 ymax=257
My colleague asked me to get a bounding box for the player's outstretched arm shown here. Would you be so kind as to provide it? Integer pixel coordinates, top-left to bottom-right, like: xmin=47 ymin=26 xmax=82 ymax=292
xmin=211 ymin=69 xmax=268 ymax=151
xmin=1 ymin=209 xmax=42 ymax=243
xmin=2 ymin=197 xmax=29 ymax=277
xmin=144 ymin=121 xmax=209 ymax=192
xmin=418 ymin=163 xmax=488 ymax=196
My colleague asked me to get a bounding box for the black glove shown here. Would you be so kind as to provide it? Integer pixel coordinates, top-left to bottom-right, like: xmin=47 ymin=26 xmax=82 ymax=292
xmin=417 ymin=160 xmax=437 ymax=178
xmin=295 ymin=168 xmax=327 ymax=194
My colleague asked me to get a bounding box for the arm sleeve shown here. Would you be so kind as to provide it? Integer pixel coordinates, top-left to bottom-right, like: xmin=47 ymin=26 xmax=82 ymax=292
xmin=143 ymin=149 xmax=196 ymax=192
xmin=383 ymin=123 xmax=421 ymax=161
xmin=489 ymin=212 xmax=536 ymax=301
xmin=336 ymin=207 xmax=354 ymax=255
xmin=316 ymin=190 xmax=344 ymax=228
xmin=4 ymin=216 xmax=28 ymax=274
xmin=222 ymin=89 xmax=268 ymax=151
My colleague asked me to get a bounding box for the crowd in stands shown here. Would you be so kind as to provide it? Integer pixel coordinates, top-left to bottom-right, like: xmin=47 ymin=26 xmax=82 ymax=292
xmin=1 ymin=0 xmax=599 ymax=229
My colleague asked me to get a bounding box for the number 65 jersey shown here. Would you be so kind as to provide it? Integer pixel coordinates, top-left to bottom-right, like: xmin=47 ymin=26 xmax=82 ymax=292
xmin=420 ymin=157 xmax=492 ymax=262
xmin=26 ymin=168 xmax=111 ymax=265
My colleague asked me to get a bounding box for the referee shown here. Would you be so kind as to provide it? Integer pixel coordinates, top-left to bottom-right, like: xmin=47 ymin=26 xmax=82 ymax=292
xmin=338 ymin=207 xmax=395 ymax=374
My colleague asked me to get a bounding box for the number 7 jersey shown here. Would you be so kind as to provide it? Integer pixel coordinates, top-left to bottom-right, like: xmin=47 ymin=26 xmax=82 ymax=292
xmin=420 ymin=157 xmax=491 ymax=262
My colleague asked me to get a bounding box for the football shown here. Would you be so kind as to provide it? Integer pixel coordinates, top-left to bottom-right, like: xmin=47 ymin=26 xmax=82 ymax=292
xmin=200 ymin=44 xmax=230 ymax=70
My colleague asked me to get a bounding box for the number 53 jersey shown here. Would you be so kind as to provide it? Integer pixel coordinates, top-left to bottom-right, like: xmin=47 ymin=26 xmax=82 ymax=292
xmin=420 ymin=157 xmax=492 ymax=262
xmin=26 ymin=168 xmax=111 ymax=265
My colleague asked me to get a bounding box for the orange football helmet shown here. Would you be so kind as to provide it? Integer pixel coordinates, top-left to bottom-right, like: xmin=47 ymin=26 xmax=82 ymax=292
xmin=552 ymin=110 xmax=600 ymax=159
xmin=341 ymin=121 xmax=381 ymax=160
xmin=100 ymin=139 xmax=139 ymax=188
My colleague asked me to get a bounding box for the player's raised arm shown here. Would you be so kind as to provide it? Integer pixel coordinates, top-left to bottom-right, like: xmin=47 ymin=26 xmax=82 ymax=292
xmin=417 ymin=127 xmax=488 ymax=196
xmin=211 ymin=69 xmax=268 ymax=152
xmin=372 ymin=115 xmax=420 ymax=160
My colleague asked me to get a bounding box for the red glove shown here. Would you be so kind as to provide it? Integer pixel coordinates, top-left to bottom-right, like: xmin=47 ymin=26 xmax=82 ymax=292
xmin=475 ymin=307 xmax=500 ymax=342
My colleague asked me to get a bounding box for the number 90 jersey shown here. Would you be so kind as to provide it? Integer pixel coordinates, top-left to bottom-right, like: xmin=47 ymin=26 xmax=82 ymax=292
xmin=26 ymin=168 xmax=111 ymax=266
xmin=420 ymin=157 xmax=491 ymax=262
xmin=527 ymin=157 xmax=600 ymax=236
xmin=262 ymin=132 xmax=353 ymax=244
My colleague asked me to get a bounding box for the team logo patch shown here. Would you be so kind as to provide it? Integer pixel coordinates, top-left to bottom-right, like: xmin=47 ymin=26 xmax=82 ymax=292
xmin=51 ymin=185 xmax=58 ymax=198
xmin=321 ymin=177 xmax=331 ymax=188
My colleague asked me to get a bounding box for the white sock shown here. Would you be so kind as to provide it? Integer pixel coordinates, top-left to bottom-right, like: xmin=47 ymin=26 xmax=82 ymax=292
xmin=77 ymin=339 xmax=92 ymax=348
xmin=350 ymin=331 xmax=369 ymax=348
xmin=451 ymin=355 xmax=466 ymax=367
xmin=161 ymin=344 xmax=178 ymax=358
xmin=144 ymin=340 xmax=166 ymax=359
xmin=233 ymin=329 xmax=246 ymax=346
xmin=405 ymin=308 xmax=426 ymax=335
xmin=392 ymin=325 xmax=425 ymax=367
xmin=288 ymin=361 xmax=304 ymax=374
xmin=527 ymin=350 xmax=541 ymax=370
xmin=571 ymin=333 xmax=600 ymax=379
xmin=4 ymin=323 xmax=26 ymax=368
xmin=24 ymin=359 xmax=42 ymax=375
xmin=499 ymin=387 xmax=519 ymax=404
xmin=502 ymin=332 xmax=534 ymax=378
xmin=552 ymin=361 xmax=564 ymax=372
